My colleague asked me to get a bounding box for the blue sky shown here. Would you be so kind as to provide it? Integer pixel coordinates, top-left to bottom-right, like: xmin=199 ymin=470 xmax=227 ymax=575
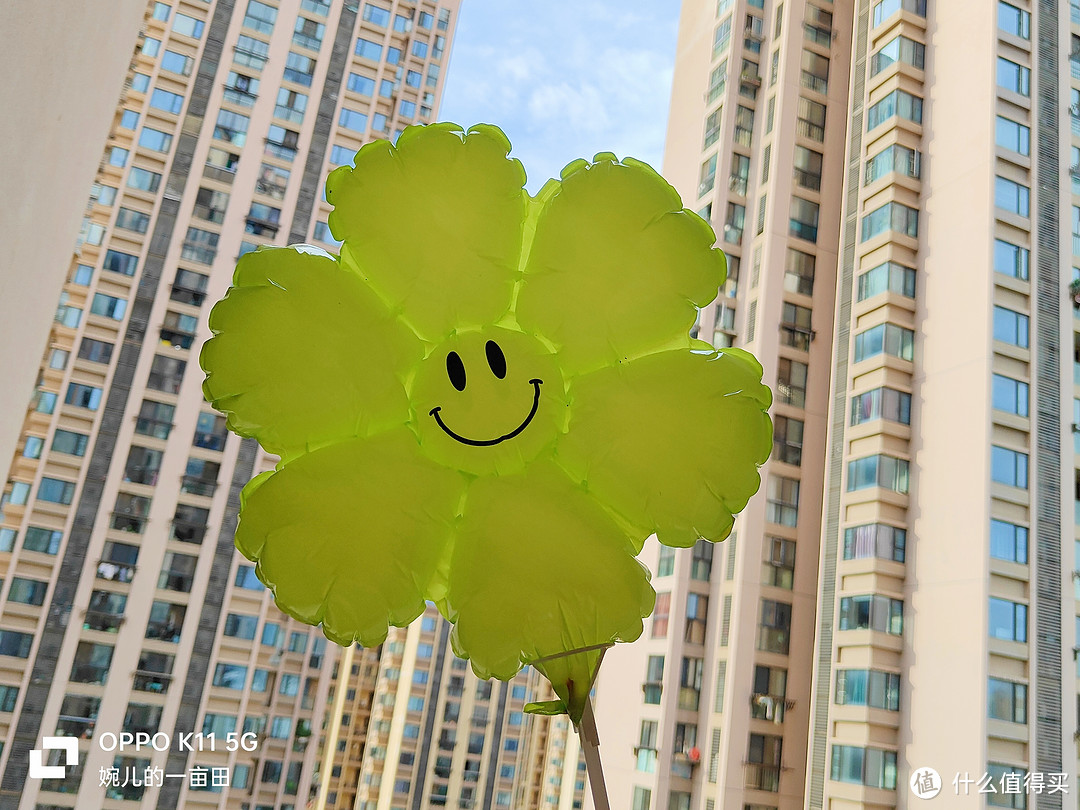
xmin=439 ymin=0 xmax=683 ymax=192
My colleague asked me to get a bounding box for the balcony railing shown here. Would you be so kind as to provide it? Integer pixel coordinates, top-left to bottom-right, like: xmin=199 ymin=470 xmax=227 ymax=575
xmin=744 ymin=763 xmax=781 ymax=792
xmin=171 ymin=521 xmax=208 ymax=544
xmin=111 ymin=512 xmax=147 ymax=534
xmin=97 ymin=561 xmax=136 ymax=583
xmin=83 ymin=611 xmax=124 ymax=633
xmin=181 ymin=476 xmax=218 ymax=497
xmin=132 ymin=670 xmax=172 ymax=694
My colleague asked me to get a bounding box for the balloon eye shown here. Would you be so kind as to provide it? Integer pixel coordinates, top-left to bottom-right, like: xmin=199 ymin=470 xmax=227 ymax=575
xmin=446 ymin=352 xmax=467 ymax=391
xmin=485 ymin=340 xmax=507 ymax=379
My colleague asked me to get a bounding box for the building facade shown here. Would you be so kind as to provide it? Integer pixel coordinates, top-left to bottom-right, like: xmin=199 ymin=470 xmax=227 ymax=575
xmin=0 ymin=0 xmax=462 ymax=807
xmin=596 ymin=1 xmax=1079 ymax=810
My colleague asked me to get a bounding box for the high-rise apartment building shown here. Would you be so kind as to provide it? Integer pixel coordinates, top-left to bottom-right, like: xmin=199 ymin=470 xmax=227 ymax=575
xmin=595 ymin=1 xmax=1079 ymax=809
xmin=0 ymin=0 xmax=463 ymax=807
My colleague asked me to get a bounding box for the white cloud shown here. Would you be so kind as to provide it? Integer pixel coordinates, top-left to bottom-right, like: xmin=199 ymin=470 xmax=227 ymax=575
xmin=440 ymin=0 xmax=681 ymax=190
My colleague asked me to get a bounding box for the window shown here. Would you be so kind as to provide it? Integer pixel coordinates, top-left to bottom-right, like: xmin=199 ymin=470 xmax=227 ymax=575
xmin=399 ymin=99 xmax=417 ymax=118
xmin=266 ymin=125 xmax=299 ymax=160
xmin=831 ymin=745 xmax=897 ymax=789
xmin=763 ymin=537 xmax=795 ymax=589
xmin=871 ymin=35 xmax=924 ymax=75
xmin=235 ymin=34 xmax=270 ymax=69
xmin=678 ymin=657 xmax=703 ymax=710
xmin=793 ymin=145 xmax=823 ymax=191
xmin=651 ymin=592 xmax=671 ymax=638
xmin=138 ymin=127 xmax=173 ymax=152
xmin=363 ymin=3 xmax=390 ymax=25
xmin=181 ymin=227 xmax=219 ymax=265
xmin=784 ymin=248 xmax=815 ymax=295
xmin=986 ymin=763 xmax=1028 ymax=808
xmin=70 ymin=641 xmax=112 ymax=681
xmin=993 ymin=240 xmax=1029 ymax=282
xmin=779 ymin=303 xmax=813 ymax=351
xmin=338 ymin=107 xmax=368 ymax=133
xmin=48 ymin=349 xmax=69 ymax=370
xmin=989 ymin=597 xmax=1027 ymax=642
xmin=24 ymin=527 xmax=62 ymax=555
xmin=172 ymin=12 xmax=204 ymax=38
xmin=800 ymin=50 xmax=829 ymax=94
xmin=194 ymin=412 xmax=228 ymax=450
xmin=997 ymin=57 xmax=1030 ymax=96
xmin=838 ymin=595 xmax=903 ymax=634
xmin=109 ymin=145 xmax=129 ymax=167
xmin=995 ymin=116 xmax=1030 ymax=157
xmin=993 ymin=306 xmax=1029 ymax=348
xmin=866 ymin=89 xmax=923 ymax=129
xmin=347 ymin=72 xmax=376 ymax=97
xmin=131 ymin=73 xmax=149 ymax=92
xmin=161 ymin=49 xmax=193 ymax=75
xmin=65 ymin=383 xmax=102 ymax=410
xmin=150 ymin=88 xmax=184 ymax=115
xmin=243 ymin=0 xmax=276 ymax=33
xmin=224 ymin=614 xmax=258 ymax=640
xmin=115 ymin=207 xmax=149 ymax=233
xmin=724 ymin=202 xmax=745 ymax=243
xmin=861 ymin=201 xmax=919 ymax=241
xmin=747 ymin=734 xmax=783 ymax=791
xmin=713 ymin=17 xmax=732 ymax=57
xmin=772 ymin=351 xmax=808 ymax=404
xmin=707 ymin=61 xmax=727 ymax=103
xmin=71 ymin=263 xmax=94 ymax=285
xmin=846 ymin=454 xmax=910 ymax=493
xmin=656 ymin=545 xmax=676 ymax=578
xmin=699 ymin=154 xmax=718 ymax=196
xmin=355 ymin=37 xmax=382 ymax=61
xmin=998 ymin=1 xmax=1031 ymax=38
xmin=90 ymin=293 xmax=128 ymax=321
xmin=643 ymin=655 xmax=664 ymax=704
xmin=857 ymin=260 xmax=916 ymax=300
xmin=865 ymin=144 xmax=920 ymax=185
xmin=789 ymin=197 xmax=819 ymax=242
xmin=284 ymin=51 xmax=315 ymax=86
xmin=234 ymin=566 xmax=264 ymax=592
xmin=853 ymin=323 xmax=914 ymax=362
xmin=213 ymin=109 xmax=249 ymax=147
xmin=293 ymin=16 xmax=324 ymax=49
xmin=991 ymin=446 xmax=1028 ymax=488
xmin=52 ymin=429 xmax=89 ymax=457
xmin=843 ymin=523 xmax=907 ymax=562
xmin=224 ymin=71 xmax=259 ymax=106
xmin=212 ymin=663 xmax=248 ymax=690
xmin=850 ymin=387 xmax=911 ymax=425
xmin=9 ymin=577 xmax=47 ymax=606
xmin=995 ymin=176 xmax=1030 ymax=216
xmin=280 ymin=674 xmax=300 ymax=696
xmin=330 ymin=145 xmax=354 ymax=166
xmin=691 ymin=541 xmax=713 ymax=581
xmin=835 ymin=669 xmax=900 ymax=711
xmin=796 ymin=96 xmax=826 ymax=141
xmin=988 ymin=677 xmax=1027 ymax=723
xmin=685 ymin=593 xmax=708 ymax=643
xmin=0 ymin=684 xmax=18 ymax=712
xmin=872 ymin=0 xmax=925 ymax=26
xmin=990 ymin=519 xmax=1028 ymax=564
xmin=758 ymin=599 xmax=791 ymax=654
xmin=766 ymin=475 xmax=799 ymax=526
xmin=773 ymin=415 xmax=803 ymax=465
xmin=992 ymin=374 xmax=1028 ymax=417
xmin=23 ymin=436 xmax=43 ymax=458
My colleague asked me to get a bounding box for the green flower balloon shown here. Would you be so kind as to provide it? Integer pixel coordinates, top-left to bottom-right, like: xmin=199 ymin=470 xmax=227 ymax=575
xmin=201 ymin=122 xmax=771 ymax=723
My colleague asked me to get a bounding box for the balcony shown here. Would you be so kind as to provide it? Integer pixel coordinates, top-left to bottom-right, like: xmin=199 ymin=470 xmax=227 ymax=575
xmin=750 ymin=693 xmax=795 ymax=723
xmin=181 ymin=475 xmax=218 ymax=497
xmin=111 ymin=512 xmax=147 ymax=534
xmin=145 ymin=620 xmax=182 ymax=643
xmin=132 ymin=670 xmax=172 ymax=694
xmin=744 ymin=763 xmax=781 ymax=792
xmin=160 ymin=328 xmax=195 ymax=350
xmin=71 ymin=664 xmax=110 ymax=685
xmin=97 ymin=561 xmax=136 ymax=583
xmin=83 ymin=610 xmax=124 ymax=633
xmin=123 ymin=465 xmax=160 ymax=487
xmin=55 ymin=714 xmax=96 ymax=738
xmin=171 ymin=521 xmax=208 ymax=545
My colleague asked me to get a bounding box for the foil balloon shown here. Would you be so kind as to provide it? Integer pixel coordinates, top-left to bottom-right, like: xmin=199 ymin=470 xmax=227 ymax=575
xmin=200 ymin=122 xmax=771 ymax=724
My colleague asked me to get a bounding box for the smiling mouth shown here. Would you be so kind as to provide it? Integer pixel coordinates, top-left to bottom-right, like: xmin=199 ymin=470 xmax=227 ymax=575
xmin=429 ymin=379 xmax=543 ymax=447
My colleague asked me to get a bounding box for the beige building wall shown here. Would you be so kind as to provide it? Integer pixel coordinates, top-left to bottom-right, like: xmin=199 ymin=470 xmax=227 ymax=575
xmin=0 ymin=0 xmax=147 ymax=482
xmin=593 ymin=2 xmax=850 ymax=809
xmin=0 ymin=1 xmax=461 ymax=808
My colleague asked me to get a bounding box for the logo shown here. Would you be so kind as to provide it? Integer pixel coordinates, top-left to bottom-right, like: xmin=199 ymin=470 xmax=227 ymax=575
xmin=29 ymin=737 xmax=78 ymax=779
xmin=910 ymin=766 xmax=942 ymax=799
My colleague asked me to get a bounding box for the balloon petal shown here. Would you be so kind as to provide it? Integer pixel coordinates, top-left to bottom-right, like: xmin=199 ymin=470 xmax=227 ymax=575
xmin=445 ymin=462 xmax=654 ymax=696
xmin=201 ymin=245 xmax=422 ymax=462
xmin=326 ymin=122 xmax=528 ymax=342
xmin=516 ymin=155 xmax=725 ymax=376
xmin=236 ymin=430 xmax=466 ymax=647
xmin=557 ymin=348 xmax=772 ymax=548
